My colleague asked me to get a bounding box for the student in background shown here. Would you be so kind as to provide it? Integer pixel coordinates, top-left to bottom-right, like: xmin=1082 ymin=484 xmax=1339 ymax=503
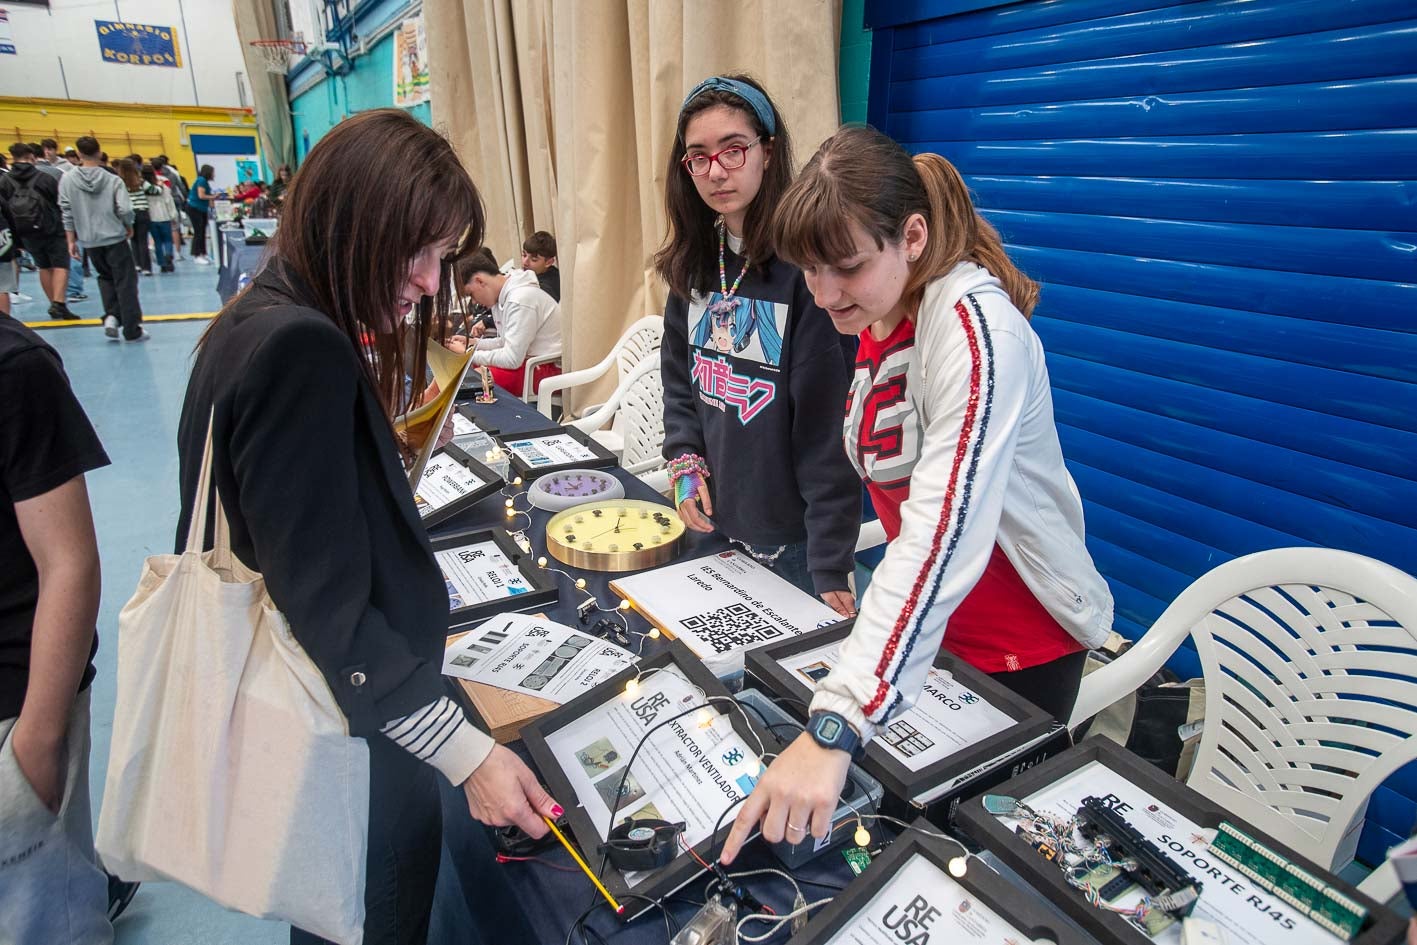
xmin=185 ymin=164 xmax=217 ymax=265
xmin=0 ymin=143 xmax=78 ymax=319
xmin=0 ymin=302 xmax=115 ymax=943
xmin=116 ymin=160 xmax=154 ymax=276
xmin=520 ymin=230 xmax=559 ymax=301
xmin=269 ymin=165 xmax=294 ymax=205
xmin=655 ymin=74 xmax=860 ymax=611
xmin=458 ymin=247 xmax=562 ymax=397
xmin=59 ymin=137 xmax=145 ymax=342
xmin=141 ymin=166 xmax=176 ymax=273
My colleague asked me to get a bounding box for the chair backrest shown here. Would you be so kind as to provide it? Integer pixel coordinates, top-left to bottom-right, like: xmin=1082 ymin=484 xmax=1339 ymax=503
xmin=613 ymin=357 xmax=666 ymax=476
xmin=615 ymin=317 xmax=663 ymax=383
xmin=1176 ymin=548 xmax=1417 ymax=868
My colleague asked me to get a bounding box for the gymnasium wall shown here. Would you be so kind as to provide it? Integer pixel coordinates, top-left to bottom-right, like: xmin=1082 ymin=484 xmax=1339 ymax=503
xmin=0 ymin=97 xmax=261 ymax=182
xmin=0 ymin=0 xmax=249 ymax=108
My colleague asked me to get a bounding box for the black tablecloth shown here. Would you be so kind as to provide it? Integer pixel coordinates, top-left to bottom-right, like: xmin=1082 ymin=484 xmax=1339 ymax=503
xmin=216 ymin=228 xmax=269 ymax=304
xmin=427 ymin=390 xmax=859 ymax=944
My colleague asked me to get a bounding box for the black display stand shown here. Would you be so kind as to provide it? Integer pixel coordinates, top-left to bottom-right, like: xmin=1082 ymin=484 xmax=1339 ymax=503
xmin=453 ymin=403 xmax=500 ymax=436
xmin=499 ymin=426 xmax=619 ymax=480
xmin=430 ymin=527 xmax=559 ymax=628
xmin=956 ymin=739 xmax=1406 ymax=945
xmin=787 ymin=817 xmax=1091 ymax=945
xmin=523 ymin=641 xmax=784 ymax=920
xmin=746 ymin=621 xmax=1055 ymax=807
xmin=415 ymin=445 xmax=505 ymax=528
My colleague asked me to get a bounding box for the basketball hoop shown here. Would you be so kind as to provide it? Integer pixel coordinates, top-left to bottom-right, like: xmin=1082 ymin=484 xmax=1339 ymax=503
xmin=250 ymin=38 xmax=307 ymax=75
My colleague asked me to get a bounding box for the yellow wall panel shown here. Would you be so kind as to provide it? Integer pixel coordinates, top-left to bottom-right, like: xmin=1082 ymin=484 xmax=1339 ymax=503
xmin=0 ymin=97 xmax=261 ymax=180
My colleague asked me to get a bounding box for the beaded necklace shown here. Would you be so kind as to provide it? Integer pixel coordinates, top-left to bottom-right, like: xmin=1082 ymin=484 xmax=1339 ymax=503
xmin=709 ymin=218 xmax=751 ymax=314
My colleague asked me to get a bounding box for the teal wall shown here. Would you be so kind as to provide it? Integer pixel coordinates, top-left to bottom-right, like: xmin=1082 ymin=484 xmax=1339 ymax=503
xmin=289 ymin=29 xmax=432 ymax=164
xmin=840 ymin=0 xmax=873 ymax=124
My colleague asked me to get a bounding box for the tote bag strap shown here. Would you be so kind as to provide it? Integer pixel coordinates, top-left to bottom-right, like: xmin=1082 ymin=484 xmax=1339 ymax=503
xmin=183 ymin=409 xmax=236 ymax=571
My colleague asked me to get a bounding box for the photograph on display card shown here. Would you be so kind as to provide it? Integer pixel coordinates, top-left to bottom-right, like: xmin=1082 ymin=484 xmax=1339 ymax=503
xmin=428 ymin=529 xmax=557 ymax=627
xmin=440 ymin=613 xmax=635 ymax=704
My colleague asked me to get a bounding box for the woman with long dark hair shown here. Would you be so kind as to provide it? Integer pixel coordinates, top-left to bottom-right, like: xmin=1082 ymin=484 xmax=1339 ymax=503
xmin=185 ymin=163 xmax=216 ymax=263
xmin=175 ymin=109 xmax=559 ymax=944
xmin=655 ymin=75 xmax=860 ymax=613
xmin=720 ymin=125 xmax=1114 ymax=863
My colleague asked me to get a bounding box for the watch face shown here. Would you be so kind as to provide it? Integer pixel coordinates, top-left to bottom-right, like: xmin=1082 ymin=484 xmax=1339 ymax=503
xmin=818 ymin=717 xmax=842 ymax=741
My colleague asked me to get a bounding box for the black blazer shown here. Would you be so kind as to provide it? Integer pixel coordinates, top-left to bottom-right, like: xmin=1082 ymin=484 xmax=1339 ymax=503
xmin=175 ymin=260 xmax=448 ymax=737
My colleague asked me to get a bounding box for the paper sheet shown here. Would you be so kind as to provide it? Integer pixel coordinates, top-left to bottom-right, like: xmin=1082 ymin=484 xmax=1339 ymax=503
xmin=503 ymin=433 xmax=598 ymax=469
xmin=414 ymin=452 xmax=489 ymax=518
xmin=610 ymin=550 xmax=842 ymax=675
xmin=441 ymin=613 xmax=635 ymax=703
xmin=1012 ymin=761 xmax=1344 ymax=945
xmin=824 ymin=854 xmax=1035 ymax=944
xmin=543 ymin=667 xmax=763 ymax=886
xmin=435 ymin=539 xmax=532 ymax=611
xmin=780 ymin=640 xmax=1014 ymax=772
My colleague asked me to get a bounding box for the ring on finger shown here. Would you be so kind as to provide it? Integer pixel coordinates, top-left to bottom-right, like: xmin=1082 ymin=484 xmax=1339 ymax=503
xmin=787 ymin=822 xmax=807 ymax=833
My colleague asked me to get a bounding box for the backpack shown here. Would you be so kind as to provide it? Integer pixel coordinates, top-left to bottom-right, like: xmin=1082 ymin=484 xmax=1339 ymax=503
xmin=8 ymin=175 xmax=59 ymax=236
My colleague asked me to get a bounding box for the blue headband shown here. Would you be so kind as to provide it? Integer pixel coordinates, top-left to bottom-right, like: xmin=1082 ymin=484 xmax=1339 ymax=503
xmin=681 ymin=77 xmax=777 ymax=136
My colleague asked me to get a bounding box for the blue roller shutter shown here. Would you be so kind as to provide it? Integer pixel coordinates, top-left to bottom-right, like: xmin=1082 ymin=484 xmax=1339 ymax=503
xmin=865 ymin=0 xmax=1417 ymax=866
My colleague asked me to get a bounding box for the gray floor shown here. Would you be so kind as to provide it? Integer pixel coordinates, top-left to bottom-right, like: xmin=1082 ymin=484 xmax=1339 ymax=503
xmin=13 ymin=258 xmax=287 ymax=944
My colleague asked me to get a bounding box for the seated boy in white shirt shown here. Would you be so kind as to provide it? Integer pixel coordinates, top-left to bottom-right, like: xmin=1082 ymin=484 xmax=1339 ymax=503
xmin=455 ymin=247 xmax=562 ymax=397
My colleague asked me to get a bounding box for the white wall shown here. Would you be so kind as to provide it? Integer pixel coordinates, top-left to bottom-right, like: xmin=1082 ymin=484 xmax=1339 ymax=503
xmin=0 ymin=0 xmax=250 ymax=107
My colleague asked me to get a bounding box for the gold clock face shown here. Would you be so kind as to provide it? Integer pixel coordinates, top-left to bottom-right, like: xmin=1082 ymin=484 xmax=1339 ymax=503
xmin=545 ymin=499 xmax=686 ymax=572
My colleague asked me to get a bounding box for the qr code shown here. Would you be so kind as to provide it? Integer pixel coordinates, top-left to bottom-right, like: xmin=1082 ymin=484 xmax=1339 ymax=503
xmin=681 ymin=603 xmax=782 ymax=654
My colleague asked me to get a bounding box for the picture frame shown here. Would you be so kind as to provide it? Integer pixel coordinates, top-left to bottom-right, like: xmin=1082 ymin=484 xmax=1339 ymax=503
xmin=522 ymin=641 xmax=784 ymax=920
xmin=429 ymin=527 xmax=559 ymax=629
xmin=746 ymin=621 xmax=1055 ymax=806
xmin=499 ymin=426 xmax=619 ymax=481
xmin=413 ymin=444 xmax=504 ymax=528
xmin=955 ymin=739 xmax=1406 ymax=945
xmin=786 ymin=818 xmax=1090 ymax=945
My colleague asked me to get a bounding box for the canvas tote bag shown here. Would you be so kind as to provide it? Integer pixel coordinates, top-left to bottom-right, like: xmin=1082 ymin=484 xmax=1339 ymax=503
xmin=96 ymin=418 xmax=369 ymax=944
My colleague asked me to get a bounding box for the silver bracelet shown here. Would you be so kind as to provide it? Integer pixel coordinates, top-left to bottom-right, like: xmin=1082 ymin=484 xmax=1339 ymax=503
xmin=731 ymin=538 xmax=788 ymax=566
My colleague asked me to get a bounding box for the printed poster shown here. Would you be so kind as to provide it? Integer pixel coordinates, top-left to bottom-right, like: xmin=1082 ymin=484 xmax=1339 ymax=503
xmin=543 ymin=667 xmax=764 ymax=886
xmin=442 ymin=613 xmax=634 ymax=703
xmin=413 ymin=452 xmax=489 ymax=518
xmin=1013 ymin=761 xmax=1345 ymax=945
xmin=435 ymin=540 xmax=531 ymax=612
xmin=780 ymin=640 xmax=1014 ymax=773
xmin=393 ymin=16 xmax=429 ymax=107
xmin=503 ymin=433 xmax=597 ymax=469
xmin=824 ymin=854 xmax=1030 ymax=944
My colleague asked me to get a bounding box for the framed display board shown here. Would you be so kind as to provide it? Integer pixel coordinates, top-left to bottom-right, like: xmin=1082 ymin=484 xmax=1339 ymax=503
xmin=523 ymin=641 xmax=784 ymax=919
xmin=787 ymin=818 xmax=1090 ymax=945
xmin=429 ymin=527 xmax=558 ymax=628
xmin=413 ymin=444 xmax=504 ymax=528
xmin=499 ymin=426 xmax=619 ymax=480
xmin=956 ymin=739 xmax=1405 ymax=945
xmin=746 ymin=621 xmax=1054 ymax=805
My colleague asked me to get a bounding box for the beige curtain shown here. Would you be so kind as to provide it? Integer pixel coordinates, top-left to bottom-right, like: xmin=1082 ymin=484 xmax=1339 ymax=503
xmin=427 ymin=0 xmax=842 ymax=411
xmin=231 ymin=0 xmax=296 ymax=171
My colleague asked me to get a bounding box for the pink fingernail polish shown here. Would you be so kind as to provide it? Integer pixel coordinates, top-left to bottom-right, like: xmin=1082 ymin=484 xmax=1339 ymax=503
xmin=551 ymin=804 xmax=564 ymax=817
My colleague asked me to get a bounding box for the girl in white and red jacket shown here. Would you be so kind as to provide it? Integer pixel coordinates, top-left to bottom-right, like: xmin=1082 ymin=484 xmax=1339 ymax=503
xmin=721 ymin=124 xmax=1114 ymax=863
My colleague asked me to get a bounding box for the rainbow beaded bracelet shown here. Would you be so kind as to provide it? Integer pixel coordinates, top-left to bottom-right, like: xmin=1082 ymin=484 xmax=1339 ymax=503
xmin=668 ymin=453 xmax=710 ymax=509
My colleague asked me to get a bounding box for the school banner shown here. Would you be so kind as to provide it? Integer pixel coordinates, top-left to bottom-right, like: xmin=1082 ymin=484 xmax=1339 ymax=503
xmin=95 ymin=20 xmax=182 ymax=68
xmin=393 ymin=16 xmax=429 ymax=108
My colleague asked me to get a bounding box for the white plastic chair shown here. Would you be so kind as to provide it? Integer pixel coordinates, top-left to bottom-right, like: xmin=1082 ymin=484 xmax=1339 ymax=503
xmin=535 ymin=315 xmax=663 ymax=418
xmin=571 ymin=355 xmax=666 ymax=478
xmin=522 ymin=353 xmax=562 ymax=401
xmin=1069 ymin=548 xmax=1417 ymax=873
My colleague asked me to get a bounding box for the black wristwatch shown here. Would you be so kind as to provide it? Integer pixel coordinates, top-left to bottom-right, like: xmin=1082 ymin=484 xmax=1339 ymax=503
xmin=808 ymin=711 xmax=865 ymax=759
